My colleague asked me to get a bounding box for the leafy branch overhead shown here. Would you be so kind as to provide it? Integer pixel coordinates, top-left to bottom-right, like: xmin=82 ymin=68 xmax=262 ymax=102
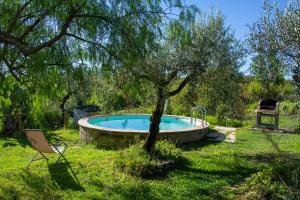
xmin=0 ymin=0 xmax=185 ymax=82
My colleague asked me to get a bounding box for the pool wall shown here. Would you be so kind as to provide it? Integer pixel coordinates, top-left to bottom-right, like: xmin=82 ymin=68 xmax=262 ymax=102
xmin=78 ymin=114 xmax=209 ymax=146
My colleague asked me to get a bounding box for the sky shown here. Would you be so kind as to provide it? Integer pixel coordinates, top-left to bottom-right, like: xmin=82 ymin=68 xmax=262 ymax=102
xmin=183 ymin=0 xmax=290 ymax=74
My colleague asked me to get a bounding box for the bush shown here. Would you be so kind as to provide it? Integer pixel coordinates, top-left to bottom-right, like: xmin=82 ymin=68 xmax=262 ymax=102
xmin=154 ymin=140 xmax=182 ymax=161
xmin=206 ymin=115 xmax=218 ymax=125
xmin=113 ymin=141 xmax=183 ymax=177
xmin=271 ymin=159 xmax=300 ymax=197
xmin=225 ymin=118 xmax=243 ymax=127
xmin=113 ymin=143 xmax=159 ymax=177
xmin=281 ymin=100 xmax=300 ymax=115
xmin=43 ymin=110 xmax=61 ymax=130
xmin=205 ymin=115 xmax=243 ymax=127
xmin=242 ymin=169 xmax=285 ymax=200
xmin=241 ymin=160 xmax=300 ymax=200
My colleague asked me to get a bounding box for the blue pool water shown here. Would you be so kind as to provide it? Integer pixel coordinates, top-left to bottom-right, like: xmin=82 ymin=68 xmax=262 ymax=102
xmin=88 ymin=115 xmax=195 ymax=131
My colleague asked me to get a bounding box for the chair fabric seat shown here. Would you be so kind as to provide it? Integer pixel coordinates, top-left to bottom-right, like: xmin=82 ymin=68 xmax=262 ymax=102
xmin=51 ymin=146 xmax=66 ymax=153
xmin=25 ymin=129 xmax=68 ymax=169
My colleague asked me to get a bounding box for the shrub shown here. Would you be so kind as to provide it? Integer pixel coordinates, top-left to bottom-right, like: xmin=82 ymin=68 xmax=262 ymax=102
xmin=281 ymin=100 xmax=300 ymax=115
xmin=271 ymin=159 xmax=300 ymax=198
xmin=225 ymin=119 xmax=243 ymax=127
xmin=113 ymin=143 xmax=159 ymax=177
xmin=206 ymin=115 xmax=218 ymax=125
xmin=241 ymin=160 xmax=300 ymax=199
xmin=215 ymin=104 xmax=229 ymax=123
xmin=154 ymin=140 xmax=182 ymax=161
xmin=43 ymin=110 xmax=61 ymax=130
xmin=242 ymin=169 xmax=285 ymax=200
xmin=113 ymin=141 xmax=183 ymax=177
xmin=205 ymin=115 xmax=243 ymax=127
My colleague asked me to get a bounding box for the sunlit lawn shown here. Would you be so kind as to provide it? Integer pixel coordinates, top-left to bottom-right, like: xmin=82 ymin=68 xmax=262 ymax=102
xmin=0 ymin=129 xmax=299 ymax=199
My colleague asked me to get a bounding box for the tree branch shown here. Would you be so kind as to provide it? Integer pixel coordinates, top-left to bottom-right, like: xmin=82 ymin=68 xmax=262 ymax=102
xmin=66 ymin=33 xmax=104 ymax=47
xmin=166 ymin=68 xmax=179 ymax=83
xmin=66 ymin=32 xmax=123 ymax=62
xmin=23 ymin=7 xmax=80 ymax=56
xmin=7 ymin=0 xmax=34 ymax=32
xmin=74 ymin=14 xmax=113 ymax=23
xmin=0 ymin=7 xmax=80 ymax=56
xmin=19 ymin=10 xmax=49 ymax=40
xmin=0 ymin=35 xmax=28 ymax=54
xmin=74 ymin=9 xmax=178 ymax=23
xmin=167 ymin=74 xmax=193 ymax=97
xmin=3 ymin=58 xmax=22 ymax=82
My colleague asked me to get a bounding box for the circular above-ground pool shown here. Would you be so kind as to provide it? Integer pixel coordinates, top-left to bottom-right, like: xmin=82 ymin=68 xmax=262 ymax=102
xmin=78 ymin=114 xmax=209 ymax=146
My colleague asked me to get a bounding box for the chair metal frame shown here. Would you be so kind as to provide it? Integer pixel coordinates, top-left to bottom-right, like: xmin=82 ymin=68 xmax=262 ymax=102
xmin=25 ymin=129 xmax=68 ymax=170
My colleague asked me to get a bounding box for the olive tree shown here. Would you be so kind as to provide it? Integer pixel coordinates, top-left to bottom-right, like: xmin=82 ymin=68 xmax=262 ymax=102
xmin=250 ymin=52 xmax=287 ymax=97
xmin=249 ymin=0 xmax=300 ymax=95
xmin=132 ymin=14 xmax=245 ymax=154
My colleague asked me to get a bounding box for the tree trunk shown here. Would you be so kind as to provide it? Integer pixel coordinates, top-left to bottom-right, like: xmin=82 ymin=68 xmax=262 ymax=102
xmin=4 ymin=115 xmax=18 ymax=137
xmin=292 ymin=65 xmax=300 ymax=96
xmin=60 ymin=92 xmax=72 ymax=127
xmin=144 ymin=88 xmax=166 ymax=154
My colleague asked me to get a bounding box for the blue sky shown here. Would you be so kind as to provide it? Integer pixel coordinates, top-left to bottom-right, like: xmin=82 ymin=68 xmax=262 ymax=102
xmin=183 ymin=0 xmax=289 ymax=74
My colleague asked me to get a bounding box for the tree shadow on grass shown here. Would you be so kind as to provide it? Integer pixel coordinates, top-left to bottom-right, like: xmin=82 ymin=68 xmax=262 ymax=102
xmin=0 ymin=184 xmax=22 ymax=200
xmin=141 ymin=155 xmax=192 ymax=180
xmin=0 ymin=135 xmax=29 ymax=148
xmin=17 ymin=160 xmax=84 ymax=199
xmin=178 ymin=151 xmax=300 ymax=199
xmin=109 ymin=153 xmax=259 ymax=200
xmin=181 ymin=157 xmax=258 ymax=181
xmin=20 ymin=171 xmax=62 ymax=199
xmin=180 ymin=139 xmax=223 ymax=151
xmin=238 ymin=152 xmax=300 ymax=163
xmin=48 ymin=162 xmax=85 ymax=191
xmin=111 ymin=183 xmax=161 ymax=200
xmin=174 ymin=157 xmax=258 ymax=199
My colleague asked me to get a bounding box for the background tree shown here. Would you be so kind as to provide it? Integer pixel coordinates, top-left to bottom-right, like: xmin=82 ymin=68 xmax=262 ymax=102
xmin=56 ymin=65 xmax=90 ymax=126
xmin=197 ymin=65 xmax=244 ymax=123
xmin=84 ymin=66 xmax=155 ymax=115
xmin=249 ymin=0 xmax=300 ymax=95
xmin=250 ymin=51 xmax=287 ymax=97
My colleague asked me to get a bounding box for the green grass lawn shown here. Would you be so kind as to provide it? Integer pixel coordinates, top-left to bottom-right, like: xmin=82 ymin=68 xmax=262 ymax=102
xmin=0 ymin=129 xmax=299 ymax=200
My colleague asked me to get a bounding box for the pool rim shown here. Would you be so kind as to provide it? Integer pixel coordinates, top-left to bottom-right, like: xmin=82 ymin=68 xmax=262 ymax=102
xmin=78 ymin=114 xmax=209 ymax=134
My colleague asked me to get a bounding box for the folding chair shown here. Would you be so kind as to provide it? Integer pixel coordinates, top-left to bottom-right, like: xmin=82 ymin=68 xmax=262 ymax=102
xmin=25 ymin=129 xmax=68 ymax=170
